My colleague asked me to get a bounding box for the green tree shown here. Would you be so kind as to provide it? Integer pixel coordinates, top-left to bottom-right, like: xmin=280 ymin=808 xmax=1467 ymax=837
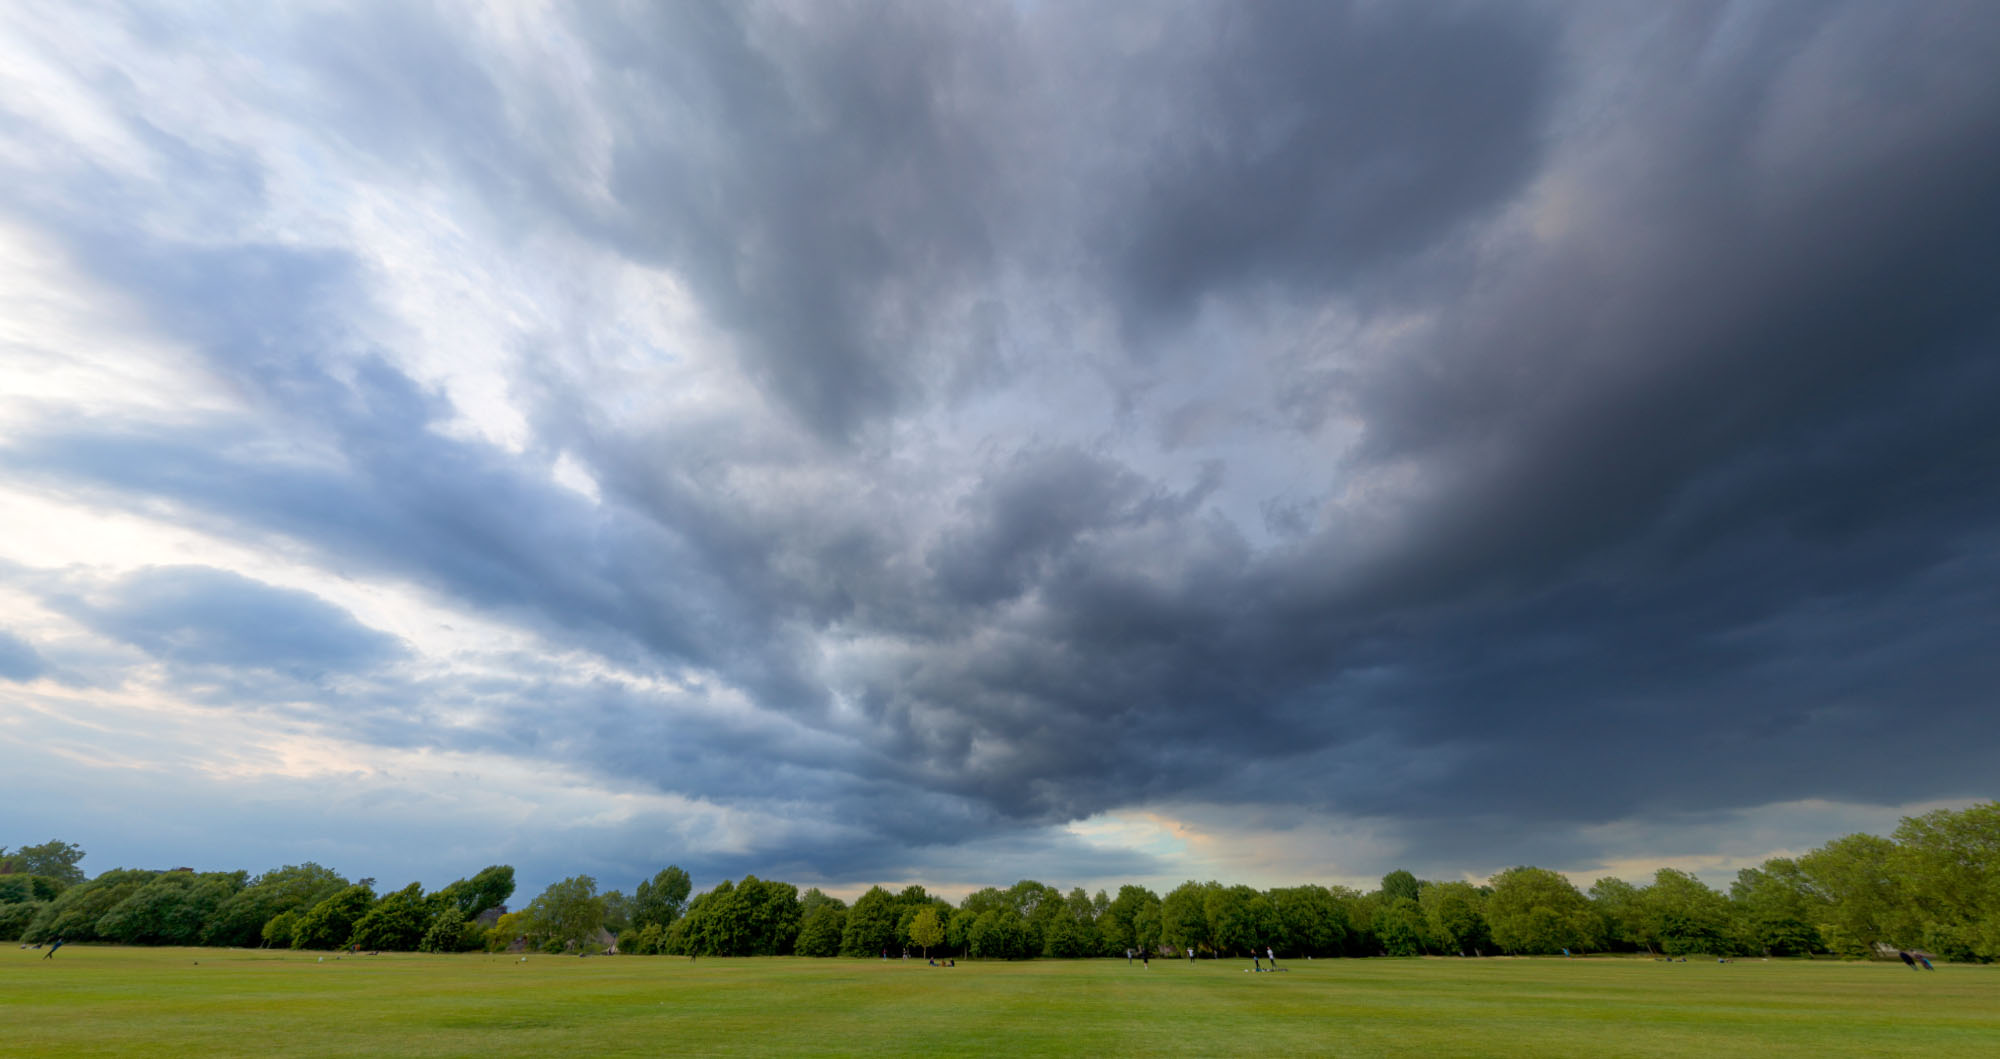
xmin=261 ymin=910 xmax=302 ymax=948
xmin=968 ymin=908 xmax=1031 ymax=959
xmin=676 ymin=880 xmax=734 ymax=955
xmin=524 ymin=875 xmax=604 ymax=952
xmin=1267 ymin=885 xmax=1347 ymax=957
xmin=202 ymin=863 xmax=349 ymax=947
xmin=434 ymin=866 xmax=515 ymax=920
xmin=1729 ymin=860 xmax=1823 ymax=957
xmin=1331 ymin=886 xmax=1376 ymax=956
xmin=8 ymin=841 xmax=85 ymax=886
xmin=292 ymin=884 xmax=376 ymax=950
xmin=1890 ymin=802 xmax=2000 ymax=961
xmin=1380 ymin=869 xmax=1421 ymax=904
xmin=909 ymin=906 xmax=945 ymax=957
xmin=600 ymin=890 xmax=632 ymax=934
xmin=1797 ymin=833 xmax=1900 ymax=957
xmin=1642 ymin=869 xmax=1734 ymax=956
xmin=680 ymin=875 xmax=801 ymax=956
xmin=0 ymin=900 xmax=44 ymax=941
xmin=484 ymin=910 xmax=529 ymax=952
xmin=632 ymin=866 xmax=692 ymax=931
xmin=1420 ymin=881 xmax=1490 ymax=956
xmin=799 ymin=887 xmax=845 ymax=918
xmin=1098 ymin=884 xmax=1159 ymax=955
xmin=1589 ymin=877 xmax=1652 ymax=953
xmin=96 ymin=870 xmax=245 ymax=945
xmin=631 ymin=921 xmax=669 ymax=955
xmin=840 ymin=886 xmax=899 ymax=957
xmin=958 ymin=887 xmax=1008 ymax=916
xmin=1133 ymin=903 xmax=1163 ymax=955
xmin=24 ymin=868 xmax=161 ymax=943
xmin=1207 ymin=884 xmax=1279 ymax=957
xmin=1485 ymin=867 xmax=1604 ymax=954
xmin=349 ymin=882 xmax=434 ymax=951
xmin=420 ymin=904 xmax=477 ymax=953
xmin=796 ymin=904 xmax=848 ymax=957
xmin=1374 ymin=896 xmax=1428 ymax=955
xmin=1160 ymin=880 xmax=1218 ymax=955
xmin=946 ymin=908 xmax=978 ymax=955
xmin=0 ymin=875 xmax=65 ymax=904
xmin=1005 ymin=880 xmax=1064 ymax=955
xmin=1039 ymin=887 xmax=1102 ymax=957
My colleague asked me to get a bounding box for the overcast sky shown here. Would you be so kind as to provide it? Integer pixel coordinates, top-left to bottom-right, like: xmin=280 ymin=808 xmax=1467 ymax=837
xmin=3 ymin=0 xmax=1996 ymax=903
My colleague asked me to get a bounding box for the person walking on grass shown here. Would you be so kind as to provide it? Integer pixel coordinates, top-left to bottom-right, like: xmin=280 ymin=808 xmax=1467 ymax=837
xmin=43 ymin=937 xmax=64 ymax=959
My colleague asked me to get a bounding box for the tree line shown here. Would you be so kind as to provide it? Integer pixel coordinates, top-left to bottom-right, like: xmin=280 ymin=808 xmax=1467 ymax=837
xmin=4 ymin=802 xmax=1995 ymax=961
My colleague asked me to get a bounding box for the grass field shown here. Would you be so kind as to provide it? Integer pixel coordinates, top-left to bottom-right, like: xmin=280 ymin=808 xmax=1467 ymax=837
xmin=5 ymin=947 xmax=1995 ymax=1057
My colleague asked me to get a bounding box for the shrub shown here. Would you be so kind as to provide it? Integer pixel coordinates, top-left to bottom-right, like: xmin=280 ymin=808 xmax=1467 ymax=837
xmin=0 ymin=901 xmax=45 ymax=941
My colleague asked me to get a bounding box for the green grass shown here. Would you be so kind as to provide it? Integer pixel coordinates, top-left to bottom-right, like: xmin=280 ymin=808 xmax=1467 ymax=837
xmin=4 ymin=948 xmax=1995 ymax=1057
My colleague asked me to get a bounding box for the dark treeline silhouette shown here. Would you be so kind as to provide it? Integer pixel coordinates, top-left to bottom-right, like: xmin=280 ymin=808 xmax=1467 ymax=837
xmin=5 ymin=803 xmax=1995 ymax=962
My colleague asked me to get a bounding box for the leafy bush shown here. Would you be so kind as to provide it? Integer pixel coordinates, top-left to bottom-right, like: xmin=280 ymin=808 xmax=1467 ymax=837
xmin=0 ymin=901 xmax=45 ymax=941
xmin=23 ymin=868 xmax=161 ymax=943
xmin=421 ymin=905 xmax=480 ymax=953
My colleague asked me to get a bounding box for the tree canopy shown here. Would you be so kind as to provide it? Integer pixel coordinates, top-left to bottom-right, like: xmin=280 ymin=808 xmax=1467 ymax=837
xmin=8 ymin=802 xmax=1999 ymax=962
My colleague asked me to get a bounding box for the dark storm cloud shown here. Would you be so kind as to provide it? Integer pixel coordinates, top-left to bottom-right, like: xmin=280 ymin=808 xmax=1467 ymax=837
xmin=819 ymin=0 xmax=2000 ymax=841
xmin=551 ymin=1 xmax=1025 ymax=440
xmin=1107 ymin=0 xmax=1555 ymax=325
xmin=6 ymin=0 xmax=2000 ymax=882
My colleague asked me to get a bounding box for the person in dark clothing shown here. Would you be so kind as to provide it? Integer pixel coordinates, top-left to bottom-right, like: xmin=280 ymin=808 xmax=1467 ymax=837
xmin=43 ymin=938 xmax=64 ymax=959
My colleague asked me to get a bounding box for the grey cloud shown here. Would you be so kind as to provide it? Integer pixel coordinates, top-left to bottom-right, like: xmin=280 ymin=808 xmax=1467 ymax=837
xmin=51 ymin=566 xmax=403 ymax=677
xmin=0 ymin=630 xmax=46 ymax=682
xmin=1106 ymin=0 xmax=1555 ymax=326
xmin=563 ymin=2 xmax=1027 ymax=440
xmin=929 ymin=447 xmax=1154 ymax=607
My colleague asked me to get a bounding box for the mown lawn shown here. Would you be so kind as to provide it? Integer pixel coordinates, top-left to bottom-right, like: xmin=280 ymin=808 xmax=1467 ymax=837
xmin=4 ymin=947 xmax=1994 ymax=1057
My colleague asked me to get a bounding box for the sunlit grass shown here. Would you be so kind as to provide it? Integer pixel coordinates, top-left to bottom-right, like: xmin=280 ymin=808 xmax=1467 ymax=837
xmin=4 ymin=947 xmax=1994 ymax=1057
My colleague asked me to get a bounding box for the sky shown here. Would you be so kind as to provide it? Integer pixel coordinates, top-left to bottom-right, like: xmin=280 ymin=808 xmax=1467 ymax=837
xmin=2 ymin=0 xmax=1996 ymax=905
